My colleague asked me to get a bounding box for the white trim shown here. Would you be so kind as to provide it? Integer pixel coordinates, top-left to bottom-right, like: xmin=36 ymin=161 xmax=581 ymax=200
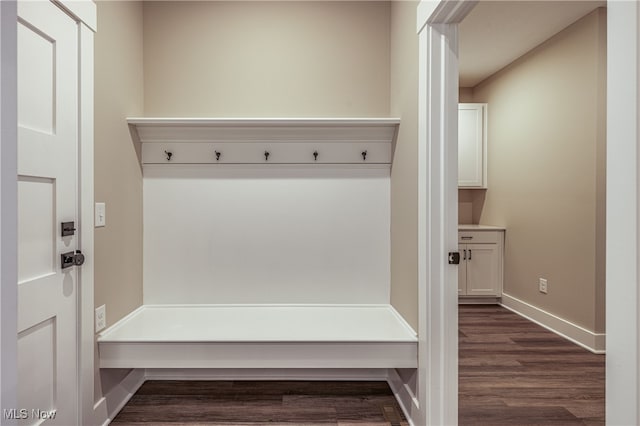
xmin=128 ymin=117 xmax=401 ymax=127
xmin=144 ymin=368 xmax=389 ymax=381
xmin=54 ymin=0 xmax=96 ymax=31
xmin=98 ymin=369 xmax=146 ymax=426
xmin=0 ymin=2 xmax=18 ymax=424
xmin=77 ymin=21 xmax=99 ymax=426
xmin=99 ymin=342 xmax=417 ymax=370
xmin=501 ymin=293 xmax=605 ymax=354
xmin=387 ymin=369 xmax=418 ymax=426
xmin=93 ymin=400 xmax=109 ymax=426
xmin=128 ymin=117 xmax=400 ymax=165
xmin=417 ymin=0 xmax=477 ymax=32
xmin=417 ymin=1 xmax=478 ymax=424
xmin=606 ymin=0 xmax=640 ymax=424
xmin=418 ymin=18 xmax=462 ymax=426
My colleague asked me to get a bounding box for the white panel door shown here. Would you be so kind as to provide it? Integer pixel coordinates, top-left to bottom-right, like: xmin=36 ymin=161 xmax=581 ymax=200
xmin=17 ymin=1 xmax=79 ymax=424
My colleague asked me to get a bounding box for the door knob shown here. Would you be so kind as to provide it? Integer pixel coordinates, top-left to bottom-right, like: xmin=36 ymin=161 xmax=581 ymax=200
xmin=73 ymin=250 xmax=85 ymax=266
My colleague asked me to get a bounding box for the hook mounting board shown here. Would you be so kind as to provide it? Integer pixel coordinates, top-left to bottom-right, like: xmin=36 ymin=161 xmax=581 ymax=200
xmin=127 ymin=118 xmax=400 ymax=165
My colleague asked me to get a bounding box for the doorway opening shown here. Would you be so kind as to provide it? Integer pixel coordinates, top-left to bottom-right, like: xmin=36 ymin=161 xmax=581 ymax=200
xmin=456 ymin=1 xmax=606 ymax=423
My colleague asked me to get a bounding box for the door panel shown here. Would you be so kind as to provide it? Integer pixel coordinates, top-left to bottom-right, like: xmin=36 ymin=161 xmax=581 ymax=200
xmin=466 ymin=244 xmax=499 ymax=296
xmin=17 ymin=318 xmax=56 ymax=422
xmin=458 ymin=104 xmax=484 ymax=188
xmin=17 ymin=20 xmax=55 ymax=135
xmin=17 ymin=1 xmax=79 ymax=424
xmin=17 ymin=177 xmax=55 ymax=282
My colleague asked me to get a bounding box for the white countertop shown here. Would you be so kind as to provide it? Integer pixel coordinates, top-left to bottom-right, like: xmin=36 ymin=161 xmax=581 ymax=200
xmin=458 ymin=224 xmax=506 ymax=231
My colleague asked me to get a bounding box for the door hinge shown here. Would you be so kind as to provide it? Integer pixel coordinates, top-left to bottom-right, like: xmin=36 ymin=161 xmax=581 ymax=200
xmin=448 ymin=251 xmax=460 ymax=265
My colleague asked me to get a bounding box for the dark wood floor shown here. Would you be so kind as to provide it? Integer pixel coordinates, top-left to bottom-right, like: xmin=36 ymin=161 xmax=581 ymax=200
xmin=459 ymin=305 xmax=605 ymax=425
xmin=111 ymin=380 xmax=408 ymax=425
xmin=112 ymin=305 xmax=605 ymax=425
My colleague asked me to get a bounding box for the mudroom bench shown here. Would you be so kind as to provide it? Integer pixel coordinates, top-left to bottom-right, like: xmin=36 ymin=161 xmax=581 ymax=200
xmin=97 ymin=304 xmax=418 ymax=369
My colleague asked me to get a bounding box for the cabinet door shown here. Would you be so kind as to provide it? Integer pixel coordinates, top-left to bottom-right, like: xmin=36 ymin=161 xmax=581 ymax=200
xmin=466 ymin=243 xmax=500 ymax=296
xmin=458 ymin=104 xmax=486 ymax=188
xmin=458 ymin=245 xmax=467 ymax=295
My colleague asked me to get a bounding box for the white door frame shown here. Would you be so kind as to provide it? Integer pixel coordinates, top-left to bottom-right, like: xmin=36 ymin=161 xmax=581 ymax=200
xmin=0 ymin=1 xmax=96 ymax=425
xmin=417 ymin=0 xmax=640 ymax=425
xmin=416 ymin=1 xmax=476 ymax=424
xmin=0 ymin=2 xmax=19 ymax=424
xmin=605 ymin=1 xmax=640 ymax=424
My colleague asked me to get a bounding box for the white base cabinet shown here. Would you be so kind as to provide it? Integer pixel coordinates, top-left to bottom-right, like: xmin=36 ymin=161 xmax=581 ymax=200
xmin=458 ymin=227 xmax=504 ymax=302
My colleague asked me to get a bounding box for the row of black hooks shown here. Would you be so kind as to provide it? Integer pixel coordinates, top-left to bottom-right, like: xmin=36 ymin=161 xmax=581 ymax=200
xmin=163 ymin=149 xmax=369 ymax=162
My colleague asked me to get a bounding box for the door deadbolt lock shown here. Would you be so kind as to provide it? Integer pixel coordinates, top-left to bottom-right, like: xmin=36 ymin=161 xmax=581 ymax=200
xmin=61 ymin=250 xmax=85 ymax=269
xmin=61 ymin=221 xmax=76 ymax=237
xmin=448 ymin=251 xmax=461 ymax=265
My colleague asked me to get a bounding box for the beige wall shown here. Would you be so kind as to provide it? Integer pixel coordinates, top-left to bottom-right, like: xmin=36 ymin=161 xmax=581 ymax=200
xmin=459 ymin=87 xmax=474 ymax=103
xmin=143 ymin=1 xmax=390 ymax=117
xmin=94 ymin=1 xmax=144 ymax=329
xmin=390 ymin=0 xmax=419 ymax=331
xmin=464 ymin=9 xmax=606 ymax=332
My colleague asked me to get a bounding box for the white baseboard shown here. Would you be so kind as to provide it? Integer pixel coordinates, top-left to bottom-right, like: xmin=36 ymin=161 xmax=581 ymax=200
xmin=501 ymin=293 xmax=605 ymax=354
xmin=92 ymin=397 xmax=108 ymax=426
xmin=386 ymin=368 xmax=418 ymax=426
xmin=101 ymin=369 xmax=146 ymax=425
xmin=143 ymin=368 xmax=389 ymax=381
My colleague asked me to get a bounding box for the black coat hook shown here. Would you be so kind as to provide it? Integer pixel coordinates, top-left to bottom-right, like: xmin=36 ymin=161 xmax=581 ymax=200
xmin=164 ymin=150 xmax=173 ymax=161
xmin=313 ymin=151 xmax=318 ymax=161
xmin=264 ymin=151 xmax=270 ymax=161
xmin=362 ymin=150 xmax=367 ymax=161
xmin=215 ymin=151 xmax=221 ymax=161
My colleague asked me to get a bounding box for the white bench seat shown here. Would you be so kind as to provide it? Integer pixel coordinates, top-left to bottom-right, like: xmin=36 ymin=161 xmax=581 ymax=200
xmin=97 ymin=304 xmax=418 ymax=369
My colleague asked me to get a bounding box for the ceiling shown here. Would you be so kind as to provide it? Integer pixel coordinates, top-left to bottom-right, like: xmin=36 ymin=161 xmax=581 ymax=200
xmin=459 ymin=0 xmax=606 ymax=87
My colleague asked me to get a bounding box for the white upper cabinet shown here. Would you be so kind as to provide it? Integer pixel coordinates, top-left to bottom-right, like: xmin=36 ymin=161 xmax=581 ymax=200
xmin=458 ymin=103 xmax=487 ymax=188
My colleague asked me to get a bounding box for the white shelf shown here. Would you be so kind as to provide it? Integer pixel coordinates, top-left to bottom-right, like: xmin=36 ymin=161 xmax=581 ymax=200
xmin=127 ymin=117 xmax=400 ymax=165
xmin=97 ymin=304 xmax=417 ymax=369
xmin=458 ymin=224 xmax=506 ymax=231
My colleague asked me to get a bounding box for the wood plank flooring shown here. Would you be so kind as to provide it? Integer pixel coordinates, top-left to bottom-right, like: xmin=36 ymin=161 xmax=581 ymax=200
xmin=459 ymin=305 xmax=605 ymax=425
xmin=111 ymin=380 xmax=409 ymax=425
xmin=112 ymin=305 xmax=605 ymax=425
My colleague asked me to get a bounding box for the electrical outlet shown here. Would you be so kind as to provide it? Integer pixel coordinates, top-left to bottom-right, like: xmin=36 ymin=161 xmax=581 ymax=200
xmin=95 ymin=305 xmax=106 ymax=332
xmin=539 ymin=278 xmax=548 ymax=294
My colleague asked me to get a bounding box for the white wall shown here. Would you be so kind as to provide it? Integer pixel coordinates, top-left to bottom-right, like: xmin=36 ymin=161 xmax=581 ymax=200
xmin=143 ymin=166 xmax=391 ymax=305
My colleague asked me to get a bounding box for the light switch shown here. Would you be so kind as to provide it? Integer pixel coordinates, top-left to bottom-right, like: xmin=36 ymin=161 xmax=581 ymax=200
xmin=95 ymin=202 xmax=106 ymax=227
